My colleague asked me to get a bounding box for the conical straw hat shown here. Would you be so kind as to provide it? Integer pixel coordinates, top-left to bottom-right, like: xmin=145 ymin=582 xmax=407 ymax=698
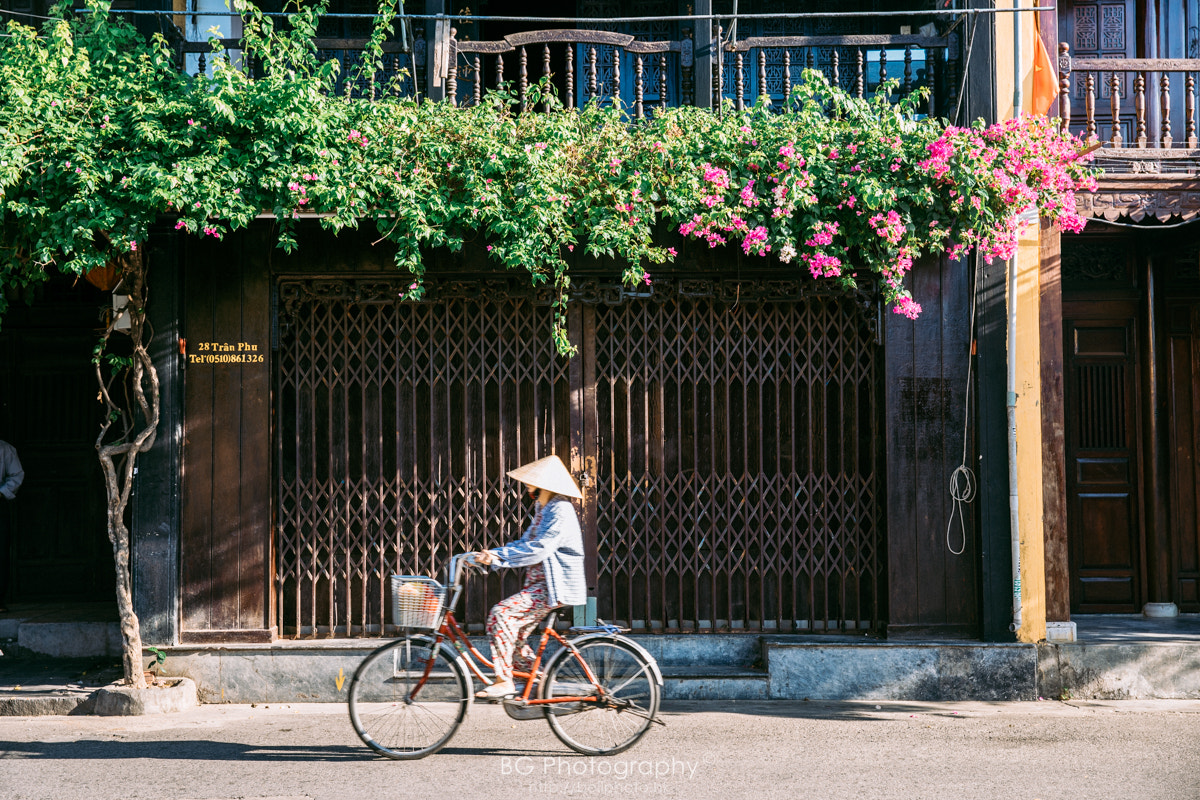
xmin=506 ymin=455 xmax=582 ymax=499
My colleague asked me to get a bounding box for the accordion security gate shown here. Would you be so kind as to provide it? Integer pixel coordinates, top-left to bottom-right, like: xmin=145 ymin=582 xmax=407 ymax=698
xmin=275 ymin=277 xmax=574 ymax=636
xmin=588 ymin=282 xmax=882 ymax=632
xmin=275 ymin=276 xmax=882 ymax=636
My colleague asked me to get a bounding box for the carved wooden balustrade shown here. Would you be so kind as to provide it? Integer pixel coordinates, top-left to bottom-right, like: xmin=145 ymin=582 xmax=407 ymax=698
xmin=1058 ymin=43 xmax=1200 ymax=222
xmin=173 ymin=22 xmax=955 ymax=117
xmin=448 ymin=26 xmax=954 ymax=117
xmin=1058 ymin=43 xmax=1200 ymax=150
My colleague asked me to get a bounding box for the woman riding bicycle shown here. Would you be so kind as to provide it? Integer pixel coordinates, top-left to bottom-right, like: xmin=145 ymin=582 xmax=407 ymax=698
xmin=473 ymin=455 xmax=586 ymax=700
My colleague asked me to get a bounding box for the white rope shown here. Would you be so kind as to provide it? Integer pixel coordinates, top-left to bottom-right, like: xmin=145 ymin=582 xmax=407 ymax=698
xmin=946 ymin=252 xmax=982 ymax=556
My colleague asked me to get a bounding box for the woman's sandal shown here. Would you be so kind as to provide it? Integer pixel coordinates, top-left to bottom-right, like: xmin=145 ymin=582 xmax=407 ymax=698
xmin=475 ymin=681 xmax=516 ymax=700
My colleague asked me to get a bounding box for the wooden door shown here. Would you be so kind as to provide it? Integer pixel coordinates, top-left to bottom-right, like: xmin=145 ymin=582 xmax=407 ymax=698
xmin=1165 ymin=299 xmax=1200 ymax=612
xmin=1064 ymin=303 xmax=1143 ymax=613
xmin=0 ymin=280 xmax=113 ymax=602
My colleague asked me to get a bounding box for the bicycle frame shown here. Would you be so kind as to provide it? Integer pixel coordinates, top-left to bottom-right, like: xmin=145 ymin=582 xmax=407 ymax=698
xmin=404 ymin=553 xmax=601 ymax=705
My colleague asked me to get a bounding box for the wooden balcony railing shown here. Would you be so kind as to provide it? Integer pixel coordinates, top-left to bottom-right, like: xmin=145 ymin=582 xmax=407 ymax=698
xmin=450 ymin=27 xmax=953 ymax=118
xmin=1058 ymin=43 xmax=1200 ymax=150
xmin=177 ymin=23 xmax=956 ymax=118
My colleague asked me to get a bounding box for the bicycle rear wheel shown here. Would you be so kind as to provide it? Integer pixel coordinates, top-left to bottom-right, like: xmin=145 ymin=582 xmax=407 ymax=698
xmin=348 ymin=634 xmax=470 ymax=759
xmin=542 ymin=637 xmax=660 ymax=756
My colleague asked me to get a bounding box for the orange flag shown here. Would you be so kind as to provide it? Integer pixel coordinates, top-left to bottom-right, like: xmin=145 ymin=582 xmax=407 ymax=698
xmin=1030 ymin=12 xmax=1060 ymax=116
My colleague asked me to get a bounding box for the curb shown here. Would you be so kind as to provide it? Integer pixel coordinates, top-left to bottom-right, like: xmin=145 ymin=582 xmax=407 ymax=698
xmin=0 ymin=677 xmax=199 ymax=717
xmin=0 ymin=693 xmax=89 ymax=716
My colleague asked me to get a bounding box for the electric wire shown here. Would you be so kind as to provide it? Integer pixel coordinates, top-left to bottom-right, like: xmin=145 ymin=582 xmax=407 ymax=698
xmin=72 ymin=6 xmax=1055 ymax=21
xmin=0 ymin=7 xmax=60 ymax=20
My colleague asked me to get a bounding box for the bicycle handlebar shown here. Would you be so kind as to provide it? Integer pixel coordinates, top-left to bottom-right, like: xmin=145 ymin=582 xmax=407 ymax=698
xmin=440 ymin=552 xmax=487 ymax=619
xmin=447 ymin=551 xmax=486 ymax=584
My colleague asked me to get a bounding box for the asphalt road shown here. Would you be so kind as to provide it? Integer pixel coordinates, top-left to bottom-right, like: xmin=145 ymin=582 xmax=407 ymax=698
xmin=1 ymin=699 xmax=1199 ymax=800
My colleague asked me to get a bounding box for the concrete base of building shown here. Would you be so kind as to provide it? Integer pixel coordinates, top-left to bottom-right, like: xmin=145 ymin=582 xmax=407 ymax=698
xmin=148 ymin=633 xmax=1200 ymax=704
xmin=7 ymin=610 xmax=1200 ymax=707
xmin=1038 ymin=642 xmax=1200 ymax=699
xmin=765 ymin=641 xmax=1037 ymax=701
xmin=0 ymin=602 xmax=122 ymax=658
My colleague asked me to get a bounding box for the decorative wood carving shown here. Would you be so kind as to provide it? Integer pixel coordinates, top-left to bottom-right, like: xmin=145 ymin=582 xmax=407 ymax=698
xmin=1061 ymin=240 xmax=1133 ymax=283
xmin=1077 ymin=187 xmax=1200 ymax=222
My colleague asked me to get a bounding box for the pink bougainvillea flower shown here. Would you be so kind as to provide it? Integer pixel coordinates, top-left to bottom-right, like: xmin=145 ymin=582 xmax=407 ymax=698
xmin=893 ymin=296 xmax=923 ymax=320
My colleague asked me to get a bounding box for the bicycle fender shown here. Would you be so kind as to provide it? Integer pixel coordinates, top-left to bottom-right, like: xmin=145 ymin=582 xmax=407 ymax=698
xmin=566 ymin=633 xmax=663 ymax=686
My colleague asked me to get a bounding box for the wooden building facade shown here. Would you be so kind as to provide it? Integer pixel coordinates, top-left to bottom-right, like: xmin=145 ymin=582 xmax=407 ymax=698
xmin=13 ymin=0 xmax=1137 ymax=647
xmin=132 ymin=224 xmax=975 ymax=644
xmin=1038 ymin=0 xmax=1200 ymax=632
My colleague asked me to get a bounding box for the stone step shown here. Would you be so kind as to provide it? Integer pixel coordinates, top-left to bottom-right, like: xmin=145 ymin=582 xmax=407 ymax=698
xmin=16 ymin=621 xmax=122 ymax=658
xmin=661 ymin=665 xmax=769 ymax=701
xmin=1038 ymin=641 xmax=1200 ymax=700
xmin=0 ymin=603 xmax=122 ymax=659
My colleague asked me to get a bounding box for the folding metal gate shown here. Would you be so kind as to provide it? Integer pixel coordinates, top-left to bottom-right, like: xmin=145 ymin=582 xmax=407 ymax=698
xmin=274 ymin=275 xmax=882 ymax=636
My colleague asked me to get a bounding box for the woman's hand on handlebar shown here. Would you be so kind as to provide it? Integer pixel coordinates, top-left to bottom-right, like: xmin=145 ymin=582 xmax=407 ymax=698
xmin=473 ymin=550 xmax=495 ymax=567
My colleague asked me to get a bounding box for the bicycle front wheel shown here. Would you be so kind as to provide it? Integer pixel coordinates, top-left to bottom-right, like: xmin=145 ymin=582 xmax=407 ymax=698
xmin=348 ymin=634 xmax=470 ymax=759
xmin=542 ymin=637 xmax=660 ymax=756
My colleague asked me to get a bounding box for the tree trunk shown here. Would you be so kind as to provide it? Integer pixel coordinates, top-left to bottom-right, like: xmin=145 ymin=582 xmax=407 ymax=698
xmin=94 ymin=247 xmax=160 ymax=689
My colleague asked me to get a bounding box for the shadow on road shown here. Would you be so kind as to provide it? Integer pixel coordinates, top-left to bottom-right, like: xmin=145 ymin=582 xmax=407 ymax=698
xmin=0 ymin=739 xmax=570 ymax=762
xmin=0 ymin=740 xmax=372 ymax=762
xmin=659 ymin=699 xmax=1019 ymax=720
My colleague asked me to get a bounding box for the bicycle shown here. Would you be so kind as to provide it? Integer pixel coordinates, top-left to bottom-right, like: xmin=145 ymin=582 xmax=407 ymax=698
xmin=347 ymin=552 xmax=664 ymax=760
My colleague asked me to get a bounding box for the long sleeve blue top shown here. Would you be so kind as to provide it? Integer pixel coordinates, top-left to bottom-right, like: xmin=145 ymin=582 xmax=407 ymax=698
xmin=0 ymin=441 xmax=23 ymax=501
xmin=489 ymin=496 xmax=587 ymax=608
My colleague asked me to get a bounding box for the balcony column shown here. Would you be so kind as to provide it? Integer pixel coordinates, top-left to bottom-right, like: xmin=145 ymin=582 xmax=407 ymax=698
xmin=694 ymin=0 xmax=713 ymax=108
xmin=425 ymin=0 xmax=448 ymax=102
xmin=184 ymin=0 xmax=243 ymax=77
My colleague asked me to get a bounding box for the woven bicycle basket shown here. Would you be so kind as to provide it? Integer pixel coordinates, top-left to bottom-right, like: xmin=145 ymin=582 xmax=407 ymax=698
xmin=390 ymin=575 xmax=446 ymax=629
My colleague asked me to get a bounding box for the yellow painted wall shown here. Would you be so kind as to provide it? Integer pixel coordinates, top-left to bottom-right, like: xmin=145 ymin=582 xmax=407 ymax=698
xmin=996 ymin=2 xmax=1049 ymax=643
xmin=1014 ymin=226 xmax=1047 ymax=643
